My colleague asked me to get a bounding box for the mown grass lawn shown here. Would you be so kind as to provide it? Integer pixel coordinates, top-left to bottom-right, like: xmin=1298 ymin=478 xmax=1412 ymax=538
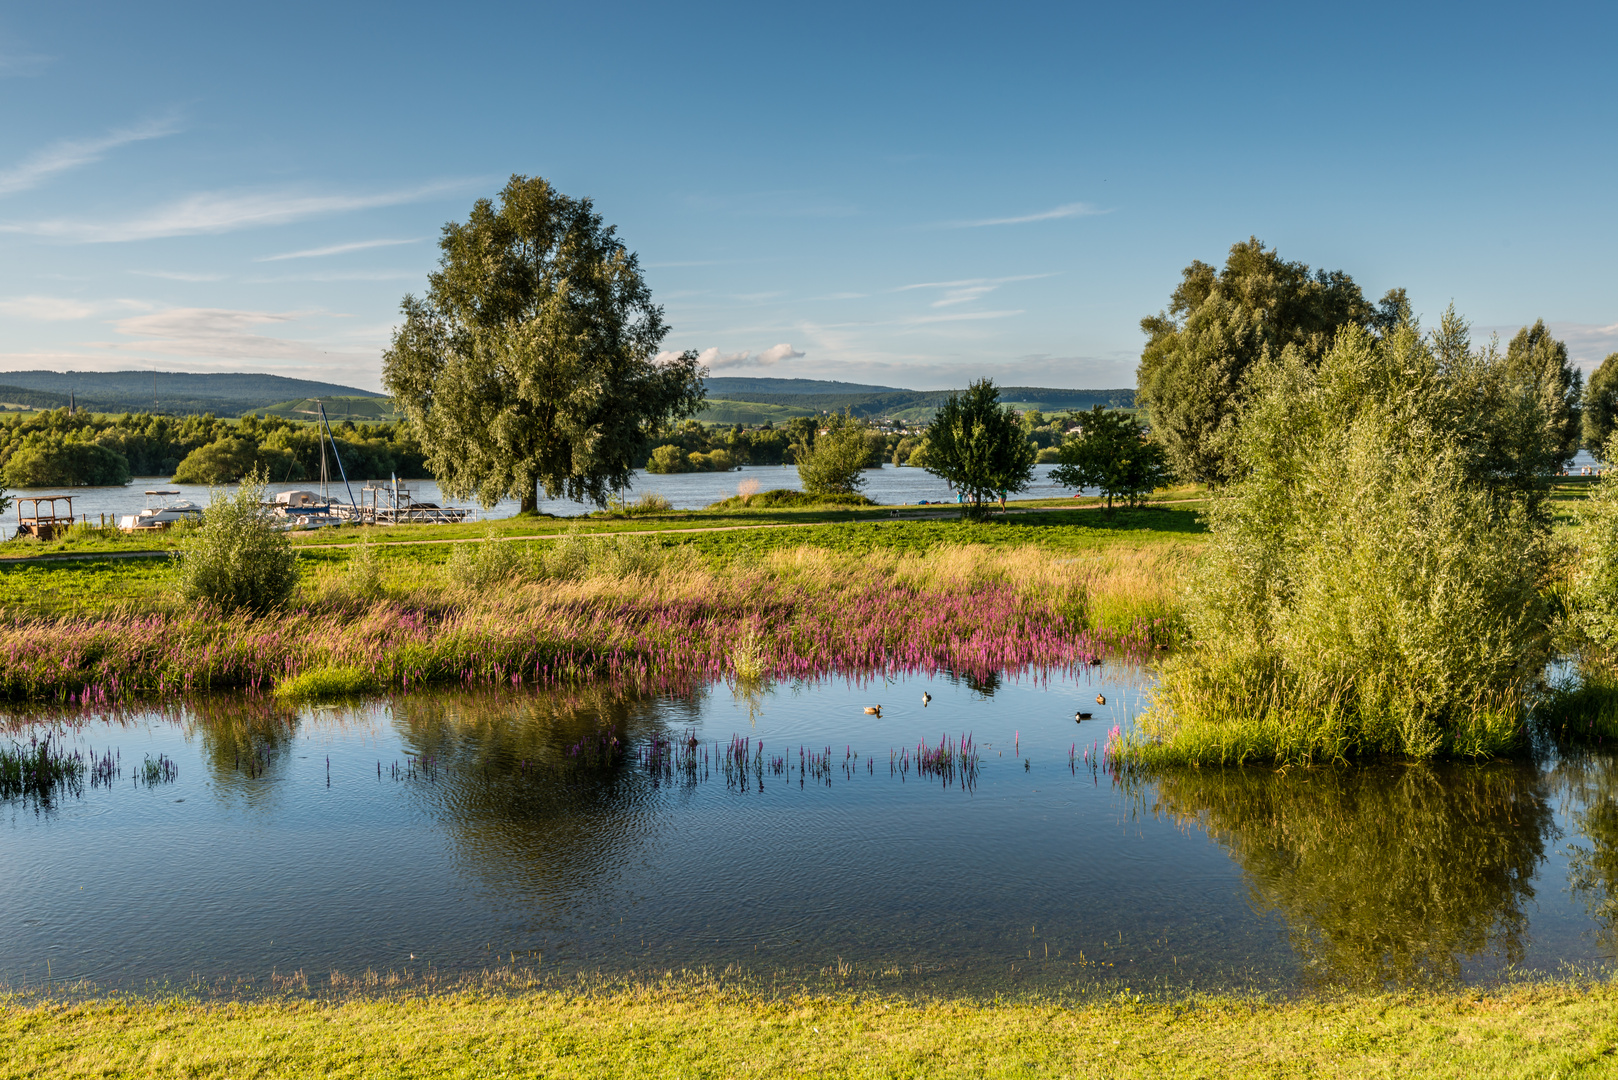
xmin=3 ymin=980 xmax=1616 ymax=1078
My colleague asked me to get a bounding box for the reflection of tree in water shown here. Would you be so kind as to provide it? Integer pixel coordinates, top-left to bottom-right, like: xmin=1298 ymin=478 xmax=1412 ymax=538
xmin=182 ymin=695 xmax=302 ymax=803
xmin=1142 ymin=763 xmax=1553 ymax=985
xmin=960 ymin=671 xmax=1002 ymax=697
xmin=1555 ymin=750 xmax=1618 ymax=957
xmin=389 ymin=685 xmax=706 ymax=909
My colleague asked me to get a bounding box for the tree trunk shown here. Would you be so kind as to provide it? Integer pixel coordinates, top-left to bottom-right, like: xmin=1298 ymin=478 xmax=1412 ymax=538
xmin=520 ymin=487 xmax=539 ymax=515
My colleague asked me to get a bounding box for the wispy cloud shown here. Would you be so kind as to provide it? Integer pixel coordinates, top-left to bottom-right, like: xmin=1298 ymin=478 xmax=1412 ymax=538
xmin=898 ymin=309 xmax=1024 ymax=325
xmin=0 ymin=115 xmax=184 ymax=197
xmin=256 ymin=237 xmax=426 ymax=262
xmin=129 ymin=269 xmax=226 ymax=282
xmin=102 ymin=307 xmax=374 ymax=364
xmin=896 ymin=273 xmax=1056 ymax=308
xmin=936 ymin=202 xmax=1109 ymax=228
xmin=5 ymin=180 xmax=473 ymax=243
xmin=0 ymin=295 xmax=100 ymax=320
xmin=244 ymin=270 xmax=421 ymax=284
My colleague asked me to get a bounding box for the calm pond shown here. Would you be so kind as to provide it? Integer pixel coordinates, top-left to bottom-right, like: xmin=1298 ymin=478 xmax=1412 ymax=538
xmin=3 ymin=669 xmax=1615 ymax=996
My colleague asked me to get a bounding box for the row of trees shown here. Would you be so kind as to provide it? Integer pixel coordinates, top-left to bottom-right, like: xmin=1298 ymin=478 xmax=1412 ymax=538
xmin=379 ymin=175 xmax=1171 ymax=519
xmin=0 ymin=410 xmax=430 ymax=488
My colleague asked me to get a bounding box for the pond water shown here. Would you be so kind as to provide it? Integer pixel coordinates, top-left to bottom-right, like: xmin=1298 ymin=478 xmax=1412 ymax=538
xmin=2 ymin=463 xmax=1094 ymax=539
xmin=4 ymin=669 xmax=1616 ymax=997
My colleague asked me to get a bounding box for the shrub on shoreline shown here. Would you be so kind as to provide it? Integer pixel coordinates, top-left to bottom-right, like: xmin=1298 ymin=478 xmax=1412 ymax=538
xmin=1127 ymin=315 xmax=1560 ymax=765
xmin=171 ymin=470 xmax=299 ymax=615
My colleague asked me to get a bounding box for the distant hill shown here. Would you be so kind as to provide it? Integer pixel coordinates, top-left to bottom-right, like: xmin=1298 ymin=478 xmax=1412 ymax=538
xmin=704 ymin=377 xmax=904 ymax=396
xmin=0 ymin=370 xmax=380 ymax=417
xmin=695 ymin=377 xmax=1133 ymax=423
xmin=257 ymin=396 xmax=401 ymax=422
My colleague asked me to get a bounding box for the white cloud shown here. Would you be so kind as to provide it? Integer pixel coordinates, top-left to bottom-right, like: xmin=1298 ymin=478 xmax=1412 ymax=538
xmin=103 ymin=307 xmax=375 ymax=365
xmin=660 ymin=343 xmax=806 ymax=371
xmin=256 ymin=237 xmax=426 ymax=262
xmin=5 ymin=180 xmax=473 ymax=243
xmin=0 ymin=115 xmax=183 ymax=197
xmin=695 ymin=346 xmax=751 ymax=370
xmin=937 ymin=202 xmax=1109 ymax=228
xmin=0 ymin=295 xmax=99 ymax=320
xmin=755 ymin=343 xmax=804 ymax=366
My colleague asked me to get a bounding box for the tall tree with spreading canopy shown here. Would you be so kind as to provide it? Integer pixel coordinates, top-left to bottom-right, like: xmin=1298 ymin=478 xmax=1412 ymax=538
xmin=383 ymin=175 xmax=706 ymax=513
xmin=1136 ymin=237 xmax=1407 ymax=484
xmin=921 ymin=379 xmax=1036 ymax=520
xmin=1585 ymin=352 xmax=1618 ymax=457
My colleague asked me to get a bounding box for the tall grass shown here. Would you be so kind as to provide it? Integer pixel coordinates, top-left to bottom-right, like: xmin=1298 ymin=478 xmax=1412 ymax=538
xmin=0 ymin=543 xmax=1171 ymax=704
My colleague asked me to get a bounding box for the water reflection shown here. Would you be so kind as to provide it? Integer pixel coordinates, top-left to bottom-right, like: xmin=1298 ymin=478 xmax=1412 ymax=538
xmin=184 ymin=695 xmax=302 ymax=800
xmin=1142 ymin=764 xmax=1555 ymax=985
xmin=1556 ymin=752 xmax=1618 ymax=957
xmin=384 ymin=686 xmax=708 ymax=910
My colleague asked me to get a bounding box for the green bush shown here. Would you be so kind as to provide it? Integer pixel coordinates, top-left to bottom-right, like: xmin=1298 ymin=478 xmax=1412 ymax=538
xmin=647 ymin=444 xmax=692 ymax=474
xmin=796 ymin=426 xmax=871 ymax=496
xmin=1131 ymin=316 xmax=1557 ymax=764
xmin=535 ymin=531 xmax=678 ymax=581
xmin=445 ymin=528 xmax=524 ymax=591
xmin=1564 ymin=438 xmax=1618 ymax=653
xmin=275 ymin=665 xmax=379 ymax=701
xmin=703 ymin=488 xmax=877 ymax=510
xmin=172 ymin=470 xmax=299 ymax=614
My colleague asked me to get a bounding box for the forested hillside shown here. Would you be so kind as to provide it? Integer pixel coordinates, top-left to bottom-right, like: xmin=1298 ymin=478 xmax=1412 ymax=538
xmin=0 ymin=370 xmax=379 ymax=417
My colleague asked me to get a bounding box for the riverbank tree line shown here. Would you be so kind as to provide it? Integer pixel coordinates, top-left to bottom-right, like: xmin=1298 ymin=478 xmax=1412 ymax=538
xmin=0 ymin=410 xmax=432 ymax=489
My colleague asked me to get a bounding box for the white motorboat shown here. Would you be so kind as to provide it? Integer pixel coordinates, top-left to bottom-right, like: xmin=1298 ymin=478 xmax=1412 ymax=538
xmin=119 ymin=490 xmax=204 ymax=532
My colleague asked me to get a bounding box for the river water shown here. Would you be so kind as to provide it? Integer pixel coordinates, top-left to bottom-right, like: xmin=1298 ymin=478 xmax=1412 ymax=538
xmin=2 ymin=464 xmax=1091 ymax=539
xmin=3 ymin=669 xmax=1614 ymax=996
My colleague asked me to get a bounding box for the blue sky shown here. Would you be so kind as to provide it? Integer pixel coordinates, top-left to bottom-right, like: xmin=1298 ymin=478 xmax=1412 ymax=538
xmin=1 ymin=1 xmax=1613 ymax=392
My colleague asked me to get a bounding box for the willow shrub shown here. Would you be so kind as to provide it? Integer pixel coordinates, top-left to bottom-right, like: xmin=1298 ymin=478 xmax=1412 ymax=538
xmin=1129 ymin=317 xmax=1556 ymax=764
xmin=172 ymin=470 xmax=299 ymax=614
xmin=1538 ymin=442 xmax=1618 ymax=743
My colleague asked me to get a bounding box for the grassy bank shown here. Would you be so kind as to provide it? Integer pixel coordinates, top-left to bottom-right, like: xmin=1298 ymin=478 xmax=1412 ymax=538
xmin=4 ymin=979 xmax=1616 ymax=1078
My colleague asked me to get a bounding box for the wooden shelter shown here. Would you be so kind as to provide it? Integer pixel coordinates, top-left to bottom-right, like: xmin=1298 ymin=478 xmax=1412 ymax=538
xmin=15 ymin=495 xmax=74 ymax=540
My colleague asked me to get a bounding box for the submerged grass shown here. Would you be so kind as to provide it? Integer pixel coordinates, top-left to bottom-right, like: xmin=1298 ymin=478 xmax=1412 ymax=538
xmin=3 ymin=978 xmax=1617 ymax=1078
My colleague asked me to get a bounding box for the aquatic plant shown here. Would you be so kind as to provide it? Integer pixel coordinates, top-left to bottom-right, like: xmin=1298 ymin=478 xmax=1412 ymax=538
xmin=0 ymin=733 xmax=84 ymax=803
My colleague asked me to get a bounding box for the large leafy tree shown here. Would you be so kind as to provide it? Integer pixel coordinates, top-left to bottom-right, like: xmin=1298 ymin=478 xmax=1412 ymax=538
xmin=383 ymin=175 xmax=706 ymax=512
xmin=1136 ymin=237 xmax=1407 ymax=484
xmin=1586 ymin=352 xmax=1618 ymax=457
xmin=1051 ymin=405 xmax=1169 ymax=514
xmin=921 ymin=379 xmax=1036 ymax=520
xmin=1502 ymin=320 xmax=1581 ymax=467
